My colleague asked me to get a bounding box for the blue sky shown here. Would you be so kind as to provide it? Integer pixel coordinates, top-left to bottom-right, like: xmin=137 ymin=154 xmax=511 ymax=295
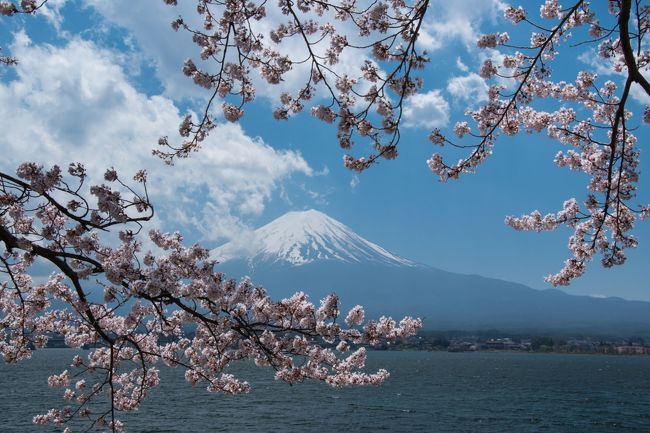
xmin=1 ymin=0 xmax=648 ymax=300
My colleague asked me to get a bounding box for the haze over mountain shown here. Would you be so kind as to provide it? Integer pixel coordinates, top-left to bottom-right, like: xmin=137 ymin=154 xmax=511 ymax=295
xmin=211 ymin=210 xmax=650 ymax=335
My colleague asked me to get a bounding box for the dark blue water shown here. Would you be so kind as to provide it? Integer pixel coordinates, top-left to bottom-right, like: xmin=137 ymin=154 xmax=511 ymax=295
xmin=2 ymin=350 xmax=650 ymax=432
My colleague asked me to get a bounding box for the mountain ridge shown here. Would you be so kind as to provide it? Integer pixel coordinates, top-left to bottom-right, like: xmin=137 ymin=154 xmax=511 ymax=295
xmin=210 ymin=209 xmax=417 ymax=268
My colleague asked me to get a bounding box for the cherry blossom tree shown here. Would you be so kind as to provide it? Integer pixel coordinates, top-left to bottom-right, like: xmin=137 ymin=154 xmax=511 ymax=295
xmin=161 ymin=0 xmax=650 ymax=285
xmin=0 ymin=2 xmax=421 ymax=432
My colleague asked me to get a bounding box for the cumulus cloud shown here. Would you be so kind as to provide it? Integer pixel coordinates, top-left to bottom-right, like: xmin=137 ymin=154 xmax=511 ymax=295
xmin=418 ymin=0 xmax=505 ymax=51
xmin=80 ymin=0 xmax=203 ymax=101
xmin=38 ymin=0 xmax=70 ymax=34
xmin=630 ymin=82 xmax=650 ymax=105
xmin=402 ymin=90 xmax=450 ymax=129
xmin=0 ymin=34 xmax=313 ymax=242
xmin=447 ymin=72 xmax=488 ymax=104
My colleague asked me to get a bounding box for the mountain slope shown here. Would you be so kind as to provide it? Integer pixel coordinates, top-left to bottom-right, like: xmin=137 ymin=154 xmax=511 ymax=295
xmin=211 ymin=210 xmax=650 ymax=335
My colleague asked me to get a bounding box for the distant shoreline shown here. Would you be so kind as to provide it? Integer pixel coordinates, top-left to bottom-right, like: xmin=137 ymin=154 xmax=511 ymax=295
xmin=376 ymin=332 xmax=650 ymax=356
xmin=38 ymin=337 xmax=650 ymax=357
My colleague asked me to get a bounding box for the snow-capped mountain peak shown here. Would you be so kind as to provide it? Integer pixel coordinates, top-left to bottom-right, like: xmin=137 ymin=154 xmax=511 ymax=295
xmin=210 ymin=209 xmax=416 ymax=267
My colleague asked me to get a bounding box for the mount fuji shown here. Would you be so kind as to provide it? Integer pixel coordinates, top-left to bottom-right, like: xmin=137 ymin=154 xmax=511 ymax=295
xmin=211 ymin=210 xmax=650 ymax=334
xmin=211 ymin=209 xmax=416 ymax=267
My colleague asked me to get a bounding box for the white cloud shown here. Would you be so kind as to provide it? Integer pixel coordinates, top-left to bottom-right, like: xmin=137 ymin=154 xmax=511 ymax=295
xmin=447 ymin=72 xmax=488 ymax=104
xmin=350 ymin=175 xmax=360 ymax=189
xmin=418 ymin=0 xmax=505 ymax=51
xmin=578 ymin=49 xmax=620 ymax=77
xmin=0 ymin=34 xmax=313 ymax=243
xmin=298 ymin=184 xmax=328 ymax=206
xmin=456 ymin=57 xmax=469 ymax=72
xmin=630 ymin=82 xmax=650 ymax=105
xmin=80 ymin=0 xmax=203 ymax=101
xmin=402 ymin=90 xmax=450 ymax=129
xmin=39 ymin=0 xmax=69 ymax=34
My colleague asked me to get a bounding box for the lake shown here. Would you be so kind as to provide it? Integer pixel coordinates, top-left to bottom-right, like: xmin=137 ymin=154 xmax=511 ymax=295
xmin=2 ymin=349 xmax=650 ymax=432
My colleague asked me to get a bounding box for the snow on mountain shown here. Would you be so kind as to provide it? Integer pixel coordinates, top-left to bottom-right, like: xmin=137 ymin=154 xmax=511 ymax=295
xmin=210 ymin=209 xmax=417 ymax=267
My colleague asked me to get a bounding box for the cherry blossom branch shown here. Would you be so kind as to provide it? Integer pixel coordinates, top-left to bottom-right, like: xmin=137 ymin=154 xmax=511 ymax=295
xmin=496 ymin=1 xmax=649 ymax=284
xmin=1 ymin=163 xmax=420 ymax=432
xmin=159 ymin=0 xmax=430 ymax=168
xmin=620 ymin=0 xmax=650 ymax=93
